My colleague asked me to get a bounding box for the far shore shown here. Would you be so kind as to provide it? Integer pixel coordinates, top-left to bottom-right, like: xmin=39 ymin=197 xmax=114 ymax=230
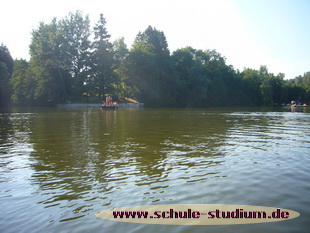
xmin=57 ymin=103 xmax=144 ymax=109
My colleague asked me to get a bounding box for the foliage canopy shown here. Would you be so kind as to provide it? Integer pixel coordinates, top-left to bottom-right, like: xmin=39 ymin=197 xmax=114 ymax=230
xmin=2 ymin=12 xmax=309 ymax=107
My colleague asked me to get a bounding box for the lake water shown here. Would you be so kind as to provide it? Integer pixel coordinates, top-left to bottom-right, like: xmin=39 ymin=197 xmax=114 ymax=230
xmin=0 ymin=107 xmax=309 ymax=233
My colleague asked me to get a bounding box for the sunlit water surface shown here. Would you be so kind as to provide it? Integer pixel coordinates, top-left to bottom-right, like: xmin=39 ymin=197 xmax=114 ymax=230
xmin=0 ymin=107 xmax=309 ymax=233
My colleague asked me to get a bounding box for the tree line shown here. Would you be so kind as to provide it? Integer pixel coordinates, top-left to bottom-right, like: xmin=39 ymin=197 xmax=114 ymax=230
xmin=0 ymin=11 xmax=309 ymax=107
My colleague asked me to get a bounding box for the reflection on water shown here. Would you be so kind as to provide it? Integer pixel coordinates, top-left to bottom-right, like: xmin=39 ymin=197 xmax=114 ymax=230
xmin=0 ymin=107 xmax=309 ymax=233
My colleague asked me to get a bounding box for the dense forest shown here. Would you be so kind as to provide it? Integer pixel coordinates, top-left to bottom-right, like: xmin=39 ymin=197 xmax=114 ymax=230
xmin=0 ymin=11 xmax=309 ymax=107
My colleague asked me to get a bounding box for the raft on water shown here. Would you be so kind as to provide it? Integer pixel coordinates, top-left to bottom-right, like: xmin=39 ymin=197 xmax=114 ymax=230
xmin=101 ymin=104 xmax=118 ymax=110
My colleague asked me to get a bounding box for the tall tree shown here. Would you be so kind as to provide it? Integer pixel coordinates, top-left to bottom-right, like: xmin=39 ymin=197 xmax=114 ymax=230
xmin=135 ymin=25 xmax=170 ymax=58
xmin=10 ymin=59 xmax=35 ymax=105
xmin=287 ymin=72 xmax=310 ymax=102
xmin=302 ymin=72 xmax=310 ymax=101
xmin=113 ymin=37 xmax=136 ymax=98
xmin=129 ymin=26 xmax=179 ymax=106
xmin=113 ymin=37 xmax=129 ymax=63
xmin=172 ymin=47 xmax=209 ymax=106
xmin=60 ymin=11 xmax=92 ymax=100
xmin=128 ymin=41 xmax=158 ymax=104
xmin=0 ymin=44 xmax=14 ymax=106
xmin=29 ymin=19 xmax=69 ymax=105
xmin=0 ymin=62 xmax=10 ymax=106
xmin=0 ymin=44 xmax=14 ymax=75
xmin=172 ymin=47 xmax=239 ymax=107
xmin=90 ymin=13 xmax=116 ymax=101
xmin=270 ymin=73 xmax=285 ymax=105
xmin=241 ymin=68 xmax=263 ymax=105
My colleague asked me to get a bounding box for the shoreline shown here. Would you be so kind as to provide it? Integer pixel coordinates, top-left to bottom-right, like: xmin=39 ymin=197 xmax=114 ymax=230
xmin=57 ymin=103 xmax=144 ymax=109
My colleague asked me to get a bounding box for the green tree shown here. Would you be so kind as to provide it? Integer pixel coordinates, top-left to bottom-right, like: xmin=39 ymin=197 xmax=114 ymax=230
xmin=171 ymin=47 xmax=195 ymax=106
xmin=29 ymin=19 xmax=69 ymax=105
xmin=128 ymin=41 xmax=158 ymax=104
xmin=60 ymin=11 xmax=92 ymax=101
xmin=135 ymin=26 xmax=170 ymax=58
xmin=25 ymin=11 xmax=92 ymax=105
xmin=10 ymin=59 xmax=35 ymax=104
xmin=302 ymin=72 xmax=310 ymax=101
xmin=241 ymin=66 xmax=287 ymax=105
xmin=270 ymin=73 xmax=285 ymax=105
xmin=203 ymin=49 xmax=231 ymax=106
xmin=287 ymin=72 xmax=310 ymax=103
xmin=129 ymin=26 xmax=179 ymax=106
xmin=90 ymin=13 xmax=116 ymax=101
xmin=0 ymin=63 xmax=10 ymax=106
xmin=241 ymin=68 xmax=263 ymax=105
xmin=172 ymin=47 xmax=239 ymax=107
xmin=113 ymin=37 xmax=129 ymax=62
xmin=257 ymin=66 xmax=273 ymax=105
xmin=113 ymin=37 xmax=136 ymax=98
xmin=0 ymin=44 xmax=14 ymax=74
xmin=0 ymin=44 xmax=14 ymax=106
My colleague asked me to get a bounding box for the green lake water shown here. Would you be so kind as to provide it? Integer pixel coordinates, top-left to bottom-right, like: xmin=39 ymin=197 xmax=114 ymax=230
xmin=0 ymin=107 xmax=309 ymax=232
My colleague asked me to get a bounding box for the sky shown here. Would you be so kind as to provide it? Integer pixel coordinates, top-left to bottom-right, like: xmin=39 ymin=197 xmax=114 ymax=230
xmin=1 ymin=0 xmax=309 ymax=79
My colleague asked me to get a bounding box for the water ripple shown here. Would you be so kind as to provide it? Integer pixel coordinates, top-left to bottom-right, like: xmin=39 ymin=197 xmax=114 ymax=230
xmin=0 ymin=109 xmax=309 ymax=232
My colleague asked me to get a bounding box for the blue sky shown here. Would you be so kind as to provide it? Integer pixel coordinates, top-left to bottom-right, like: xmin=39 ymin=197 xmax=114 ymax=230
xmin=1 ymin=0 xmax=309 ymax=79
